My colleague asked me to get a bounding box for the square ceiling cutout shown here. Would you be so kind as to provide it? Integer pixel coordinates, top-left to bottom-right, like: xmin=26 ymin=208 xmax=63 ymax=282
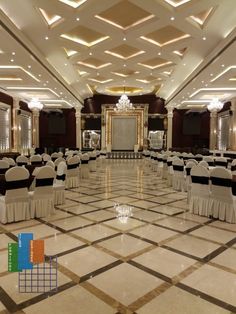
xmin=138 ymin=57 xmax=172 ymax=69
xmin=61 ymin=26 xmax=109 ymax=47
xmin=141 ymin=25 xmax=190 ymax=47
xmin=78 ymin=57 xmax=111 ymax=69
xmin=59 ymin=0 xmax=87 ymax=8
xmin=105 ymin=44 xmax=145 ymax=60
xmin=95 ymin=0 xmax=154 ymax=30
xmin=164 ymin=0 xmax=191 ymax=7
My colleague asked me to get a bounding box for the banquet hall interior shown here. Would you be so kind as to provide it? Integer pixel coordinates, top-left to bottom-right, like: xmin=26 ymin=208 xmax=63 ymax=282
xmin=0 ymin=0 xmax=236 ymax=313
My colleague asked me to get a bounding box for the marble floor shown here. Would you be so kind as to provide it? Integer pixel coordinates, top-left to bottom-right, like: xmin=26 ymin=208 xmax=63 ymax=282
xmin=1 ymin=160 xmax=236 ymax=314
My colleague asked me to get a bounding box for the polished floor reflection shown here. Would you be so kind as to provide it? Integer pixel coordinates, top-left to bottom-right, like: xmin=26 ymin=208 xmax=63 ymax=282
xmin=1 ymin=160 xmax=236 ymax=314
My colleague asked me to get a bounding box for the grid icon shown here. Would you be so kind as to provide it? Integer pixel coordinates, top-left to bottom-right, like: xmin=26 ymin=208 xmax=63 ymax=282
xmin=18 ymin=256 xmax=58 ymax=293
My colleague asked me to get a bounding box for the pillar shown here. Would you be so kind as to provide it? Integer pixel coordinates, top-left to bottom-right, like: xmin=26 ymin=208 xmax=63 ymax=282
xmin=229 ymin=98 xmax=236 ymax=150
xmin=12 ymin=97 xmax=21 ymax=152
xmin=167 ymin=106 xmax=174 ymax=150
xmin=209 ymin=110 xmax=218 ymax=150
xmin=75 ymin=107 xmax=82 ymax=150
xmin=32 ymin=109 xmax=40 ymax=148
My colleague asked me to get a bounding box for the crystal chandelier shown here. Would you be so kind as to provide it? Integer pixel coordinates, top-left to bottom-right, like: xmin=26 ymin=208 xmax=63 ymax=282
xmin=28 ymin=98 xmax=43 ymax=111
xmin=114 ymin=88 xmax=134 ymax=112
xmin=114 ymin=204 xmax=133 ymax=224
xmin=207 ymin=98 xmax=223 ymax=112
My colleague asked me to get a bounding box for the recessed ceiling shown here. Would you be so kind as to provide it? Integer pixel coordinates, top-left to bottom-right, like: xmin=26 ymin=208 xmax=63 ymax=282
xmin=106 ymin=86 xmax=143 ymax=94
xmin=0 ymin=0 xmax=235 ymax=108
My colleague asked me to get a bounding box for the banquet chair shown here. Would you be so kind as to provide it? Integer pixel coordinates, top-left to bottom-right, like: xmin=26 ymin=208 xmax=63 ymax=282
xmin=54 ymin=157 xmax=65 ymax=171
xmin=157 ymin=154 xmax=163 ymax=176
xmin=46 ymin=160 xmax=55 ymax=169
xmin=194 ymin=154 xmax=203 ymax=162
xmin=214 ymin=157 xmax=228 ymax=168
xmin=172 ymin=158 xmax=185 ymax=191
xmin=0 ymin=160 xmax=10 ymax=175
xmin=88 ymin=151 xmax=97 ymax=172
xmin=30 ymin=166 xmax=55 ymax=218
xmin=231 ymin=159 xmax=236 ymax=172
xmin=51 ymin=152 xmax=61 ymax=162
xmin=185 ymin=161 xmax=197 ymax=203
xmin=162 ymin=155 xmax=168 ymax=179
xmin=42 ymin=153 xmax=51 ymax=163
xmin=0 ymin=167 xmax=30 ymax=224
xmin=199 ymin=160 xmax=209 ymax=169
xmin=167 ymin=157 xmax=173 ymax=187
xmin=189 ymin=165 xmax=210 ymax=216
xmin=66 ymin=156 xmax=80 ymax=188
xmin=209 ymin=167 xmax=235 ymax=223
xmin=80 ymin=153 xmax=90 ymax=179
xmin=54 ymin=161 xmax=67 ymax=205
xmin=8 ymin=158 xmax=16 ymax=167
xmin=187 ymin=159 xmax=198 ymax=165
xmin=30 ymin=154 xmax=43 ymax=166
xmin=203 ymin=156 xmax=214 ymax=167
xmin=16 ymin=155 xmax=28 ymax=166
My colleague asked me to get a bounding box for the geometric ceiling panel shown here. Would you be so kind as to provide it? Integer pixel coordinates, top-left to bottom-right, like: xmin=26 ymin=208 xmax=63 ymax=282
xmin=88 ymin=76 xmax=113 ymax=84
xmin=141 ymin=25 xmax=190 ymax=47
xmin=38 ymin=8 xmax=63 ymax=27
xmin=138 ymin=57 xmax=172 ymax=69
xmin=0 ymin=66 xmax=40 ymax=82
xmin=61 ymin=26 xmax=109 ymax=47
xmin=0 ymin=74 xmax=22 ymax=81
xmin=173 ymin=47 xmax=187 ymax=57
xmin=63 ymin=48 xmax=79 ymax=58
xmin=105 ymin=44 xmax=145 ymax=60
xmin=188 ymin=7 xmax=214 ymax=28
xmin=95 ymin=0 xmax=154 ymax=30
xmin=106 ymin=86 xmax=143 ymax=94
xmin=163 ymin=0 xmax=191 ymax=7
xmin=112 ymin=69 xmax=138 ymax=77
xmin=59 ymin=0 xmax=87 ymax=9
xmin=78 ymin=57 xmax=111 ymax=69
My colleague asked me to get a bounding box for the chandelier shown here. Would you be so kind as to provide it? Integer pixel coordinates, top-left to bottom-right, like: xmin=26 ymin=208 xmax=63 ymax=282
xmin=207 ymin=98 xmax=223 ymax=112
xmin=28 ymin=98 xmax=43 ymax=111
xmin=114 ymin=88 xmax=134 ymax=112
xmin=114 ymin=204 xmax=133 ymax=224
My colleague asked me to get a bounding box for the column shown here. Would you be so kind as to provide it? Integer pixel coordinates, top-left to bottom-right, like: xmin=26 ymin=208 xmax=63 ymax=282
xmin=32 ymin=109 xmax=40 ymax=148
xmin=166 ymin=106 xmax=174 ymax=150
xmin=229 ymin=98 xmax=236 ymax=150
xmin=12 ymin=97 xmax=21 ymax=152
xmin=209 ymin=110 xmax=218 ymax=150
xmin=75 ymin=107 xmax=82 ymax=150
xmin=101 ymin=106 xmax=106 ymax=149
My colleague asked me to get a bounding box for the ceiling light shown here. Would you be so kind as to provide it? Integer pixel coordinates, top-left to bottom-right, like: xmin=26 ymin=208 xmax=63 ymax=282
xmin=45 ymin=36 xmax=49 ymax=40
xmin=10 ymin=59 xmax=14 ymax=62
xmin=28 ymin=65 xmax=31 ymax=69
xmin=46 ymin=81 xmax=49 ymax=83
xmin=12 ymin=52 xmax=15 ymax=55
xmin=60 ymin=92 xmax=63 ymax=95
xmin=123 ymin=64 xmax=126 ymax=67
xmin=170 ymin=17 xmax=175 ymax=21
xmin=64 ymin=63 xmax=68 ymax=66
xmin=158 ymin=52 xmax=161 ymax=56
xmin=28 ymin=98 xmax=43 ymax=111
xmin=221 ymin=64 xmax=225 ymax=67
xmin=210 ymin=73 xmax=213 ymax=76
xmin=207 ymin=98 xmax=223 ymax=112
xmin=202 ymin=37 xmax=206 ymax=40
xmin=114 ymin=90 xmax=134 ymax=113
xmin=123 ymin=37 xmax=126 ymax=41
xmin=89 ymin=51 xmax=92 ymax=56
xmin=183 ymin=63 xmax=186 ymax=66
xmin=76 ymin=17 xmax=80 ymax=21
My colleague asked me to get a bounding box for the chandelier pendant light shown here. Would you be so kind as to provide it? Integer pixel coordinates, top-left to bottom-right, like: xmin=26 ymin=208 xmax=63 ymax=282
xmin=207 ymin=98 xmax=223 ymax=112
xmin=114 ymin=87 xmax=134 ymax=112
xmin=28 ymin=98 xmax=43 ymax=111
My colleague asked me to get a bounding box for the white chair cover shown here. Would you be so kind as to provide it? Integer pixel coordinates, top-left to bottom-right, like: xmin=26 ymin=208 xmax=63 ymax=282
xmin=214 ymin=157 xmax=228 ymax=168
xmin=172 ymin=158 xmax=185 ymax=191
xmin=30 ymin=166 xmax=55 ymax=218
xmin=80 ymin=154 xmax=90 ymax=179
xmin=185 ymin=161 xmax=198 ymax=204
xmin=16 ymin=155 xmax=28 ymax=166
xmin=30 ymin=155 xmax=43 ymax=165
xmin=203 ymin=156 xmax=214 ymax=167
xmin=54 ymin=161 xmax=67 ymax=205
xmin=88 ymin=151 xmax=97 ymax=172
xmin=209 ymin=167 xmax=236 ymax=223
xmin=0 ymin=160 xmax=9 ymax=175
xmin=162 ymin=155 xmax=168 ymax=179
xmin=199 ymin=160 xmax=209 ymax=169
xmin=66 ymin=156 xmax=80 ymax=188
xmin=0 ymin=167 xmax=30 ymax=224
xmin=189 ymin=165 xmax=210 ymax=216
xmin=167 ymin=157 xmax=173 ymax=187
xmin=42 ymin=154 xmax=51 ymax=162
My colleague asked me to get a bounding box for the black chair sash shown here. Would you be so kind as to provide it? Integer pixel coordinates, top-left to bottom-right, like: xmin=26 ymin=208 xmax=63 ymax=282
xmin=56 ymin=174 xmax=66 ymax=181
xmin=167 ymin=161 xmax=172 ymax=167
xmin=90 ymin=157 xmax=96 ymax=160
xmin=81 ymin=160 xmax=89 ymax=164
xmin=0 ymin=168 xmax=8 ymax=175
xmin=191 ymin=175 xmax=209 ymax=185
xmin=163 ymin=160 xmax=167 ymax=163
xmin=157 ymin=158 xmax=163 ymax=162
xmin=6 ymin=178 xmax=29 ymax=190
xmin=186 ymin=168 xmax=191 ymax=176
xmin=153 ymin=157 xmax=157 ymax=160
xmin=215 ymin=161 xmax=227 ymax=167
xmin=173 ymin=165 xmax=184 ymax=172
xmin=36 ymin=178 xmax=54 ymax=187
xmin=31 ymin=161 xmax=42 ymax=165
xmin=195 ymin=157 xmax=202 ymax=162
xmin=67 ymin=163 xmax=79 ymax=170
xmin=51 ymin=157 xmax=57 ymax=162
xmin=231 ymin=181 xmax=236 ymax=195
xmin=17 ymin=162 xmax=27 ymax=166
xmin=231 ymin=165 xmax=236 ymax=171
xmin=210 ymin=176 xmax=232 ymax=187
xmin=208 ymin=161 xmax=214 ymax=166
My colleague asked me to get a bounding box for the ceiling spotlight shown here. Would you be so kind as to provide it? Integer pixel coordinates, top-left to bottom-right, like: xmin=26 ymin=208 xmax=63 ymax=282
xmin=46 ymin=80 xmax=49 ymax=83
xmin=12 ymin=52 xmax=15 ymax=55
xmin=64 ymin=63 xmax=68 ymax=66
xmin=10 ymin=59 xmax=14 ymax=62
xmin=38 ymin=74 xmax=41 ymax=77
xmin=183 ymin=63 xmax=186 ymax=66
xmin=76 ymin=17 xmax=80 ymax=21
xmin=158 ymin=52 xmax=161 ymax=56
xmin=201 ymin=80 xmax=204 ymax=83
xmin=28 ymin=65 xmax=31 ymax=69
xmin=89 ymin=51 xmax=92 ymax=56
xmin=170 ymin=16 xmax=175 ymax=21
xmin=123 ymin=64 xmax=126 ymax=67
xmin=45 ymin=36 xmax=49 ymax=40
xmin=210 ymin=73 xmax=213 ymax=76
xmin=202 ymin=37 xmax=206 ymax=40
xmin=221 ymin=64 xmax=225 ymax=67
xmin=123 ymin=37 xmax=126 ymax=41
xmin=60 ymin=92 xmax=63 ymax=95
